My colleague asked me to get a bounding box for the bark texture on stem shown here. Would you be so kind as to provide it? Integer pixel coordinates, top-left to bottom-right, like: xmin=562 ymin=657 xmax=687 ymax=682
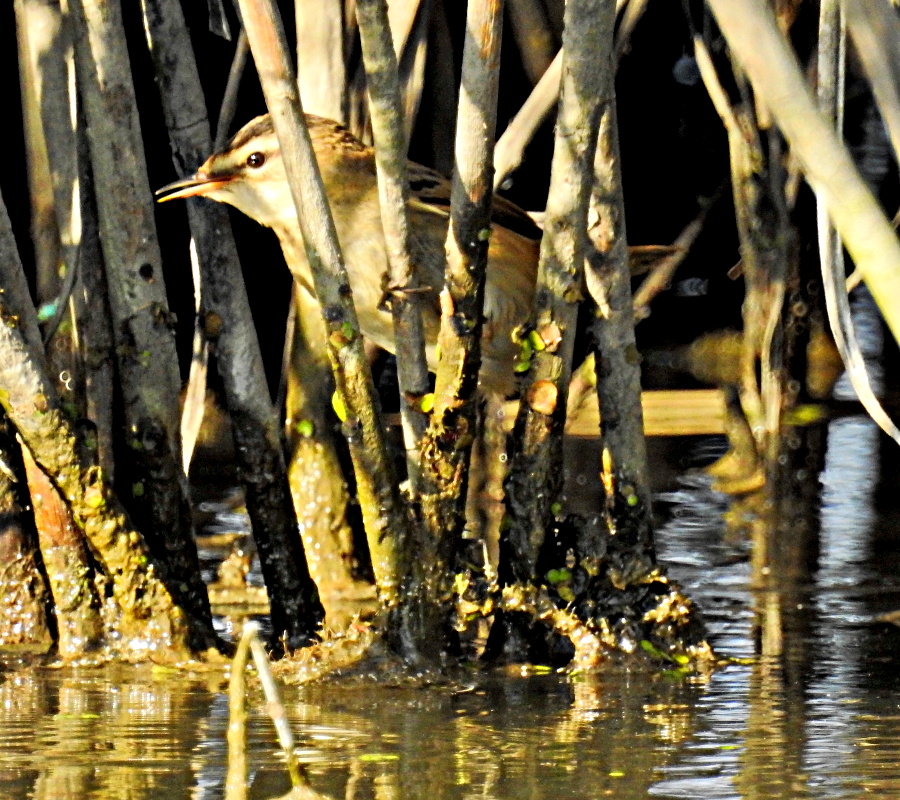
xmin=355 ymin=0 xmax=445 ymax=660
xmin=141 ymin=0 xmax=324 ymax=649
xmin=0 ymin=412 xmax=53 ymax=653
xmin=21 ymin=443 xmax=103 ymax=656
xmin=73 ymin=114 xmax=117 ymax=484
xmin=69 ymin=0 xmax=209 ymax=628
xmin=355 ymin=0 xmax=431 ymax=489
xmin=419 ymin=0 xmax=505 ymax=610
xmin=584 ymin=11 xmax=652 ymax=556
xmin=0 ymin=193 xmax=199 ymax=661
xmin=348 ymin=0 xmax=430 ymax=143
xmin=502 ymin=0 xmax=606 ymax=584
xmin=236 ymin=0 xmax=412 ymax=605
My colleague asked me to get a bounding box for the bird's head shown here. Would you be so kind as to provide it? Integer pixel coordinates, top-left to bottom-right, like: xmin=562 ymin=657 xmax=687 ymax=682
xmin=156 ymin=115 xmax=291 ymax=229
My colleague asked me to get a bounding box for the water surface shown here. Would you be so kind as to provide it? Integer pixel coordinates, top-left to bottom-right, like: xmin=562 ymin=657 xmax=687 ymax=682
xmin=2 ymin=416 xmax=900 ymax=799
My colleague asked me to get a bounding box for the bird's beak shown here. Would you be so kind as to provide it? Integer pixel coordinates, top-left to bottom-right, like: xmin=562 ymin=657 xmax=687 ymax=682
xmin=155 ymin=171 xmax=234 ymax=202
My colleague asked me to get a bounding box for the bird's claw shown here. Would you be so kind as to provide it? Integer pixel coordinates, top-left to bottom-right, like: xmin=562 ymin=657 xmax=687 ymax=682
xmin=377 ymin=283 xmax=433 ymax=311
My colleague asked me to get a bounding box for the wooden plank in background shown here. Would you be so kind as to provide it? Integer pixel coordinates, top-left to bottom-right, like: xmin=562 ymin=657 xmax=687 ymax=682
xmin=541 ymin=389 xmax=726 ymax=437
xmin=386 ymin=389 xmax=727 ymax=437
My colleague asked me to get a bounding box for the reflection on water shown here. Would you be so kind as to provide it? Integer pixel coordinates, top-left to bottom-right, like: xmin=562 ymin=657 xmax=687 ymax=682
xmin=3 ymin=416 xmax=900 ymax=799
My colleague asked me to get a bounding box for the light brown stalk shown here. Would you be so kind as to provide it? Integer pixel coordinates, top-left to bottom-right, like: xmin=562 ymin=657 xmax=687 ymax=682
xmin=815 ymin=1 xmax=900 ymax=444
xmin=236 ymin=0 xmax=412 ymax=606
xmin=296 ymin=0 xmax=347 ymax=122
xmin=224 ymin=625 xmax=252 ymax=800
xmin=705 ymin=0 xmax=900 ymax=351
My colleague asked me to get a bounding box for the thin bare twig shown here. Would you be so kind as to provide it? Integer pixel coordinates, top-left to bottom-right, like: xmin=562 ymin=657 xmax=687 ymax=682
xmin=216 ymin=28 xmax=250 ymax=150
xmin=631 ymin=189 xmax=721 ymax=319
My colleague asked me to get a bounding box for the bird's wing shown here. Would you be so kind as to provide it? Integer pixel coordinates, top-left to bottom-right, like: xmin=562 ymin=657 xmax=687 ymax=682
xmin=404 ymin=161 xmax=539 ymax=391
xmin=405 ymin=162 xmax=543 ymax=241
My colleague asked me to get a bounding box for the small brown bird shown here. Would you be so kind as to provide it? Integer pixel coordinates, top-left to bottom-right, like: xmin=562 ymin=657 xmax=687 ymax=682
xmin=157 ymin=114 xmax=540 ymax=394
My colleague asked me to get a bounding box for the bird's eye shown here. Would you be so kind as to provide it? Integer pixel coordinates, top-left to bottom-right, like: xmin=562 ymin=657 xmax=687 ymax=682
xmin=246 ymin=152 xmax=266 ymax=168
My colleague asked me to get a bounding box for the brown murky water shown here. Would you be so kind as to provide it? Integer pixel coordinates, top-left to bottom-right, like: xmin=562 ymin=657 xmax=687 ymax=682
xmin=2 ymin=411 xmax=900 ymax=799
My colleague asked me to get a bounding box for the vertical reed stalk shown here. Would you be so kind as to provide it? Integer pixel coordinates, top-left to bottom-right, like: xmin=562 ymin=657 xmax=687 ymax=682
xmin=419 ymin=0 xmax=505 ymax=619
xmin=705 ymin=0 xmax=900 ymax=350
xmin=296 ymin=0 xmax=347 ymax=122
xmin=236 ymin=0 xmax=413 ymax=606
xmin=355 ymin=0 xmax=431 ymax=491
xmin=503 ymin=0 xmax=606 ymax=584
xmin=141 ymin=0 xmax=324 ymax=649
xmin=584 ymin=3 xmax=653 ymax=556
xmin=0 ymin=191 xmax=199 ymax=660
xmin=817 ymin=0 xmax=900 ymax=444
xmin=356 ymin=0 xmax=444 ymax=660
xmin=69 ymin=0 xmax=210 ymax=627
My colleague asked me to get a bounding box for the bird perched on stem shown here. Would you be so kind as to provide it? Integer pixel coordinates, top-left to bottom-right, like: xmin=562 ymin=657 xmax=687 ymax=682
xmin=156 ymin=113 xmax=540 ymax=396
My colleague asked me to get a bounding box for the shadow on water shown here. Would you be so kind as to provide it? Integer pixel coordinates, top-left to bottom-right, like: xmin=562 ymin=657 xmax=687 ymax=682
xmin=3 ymin=414 xmax=900 ymax=798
